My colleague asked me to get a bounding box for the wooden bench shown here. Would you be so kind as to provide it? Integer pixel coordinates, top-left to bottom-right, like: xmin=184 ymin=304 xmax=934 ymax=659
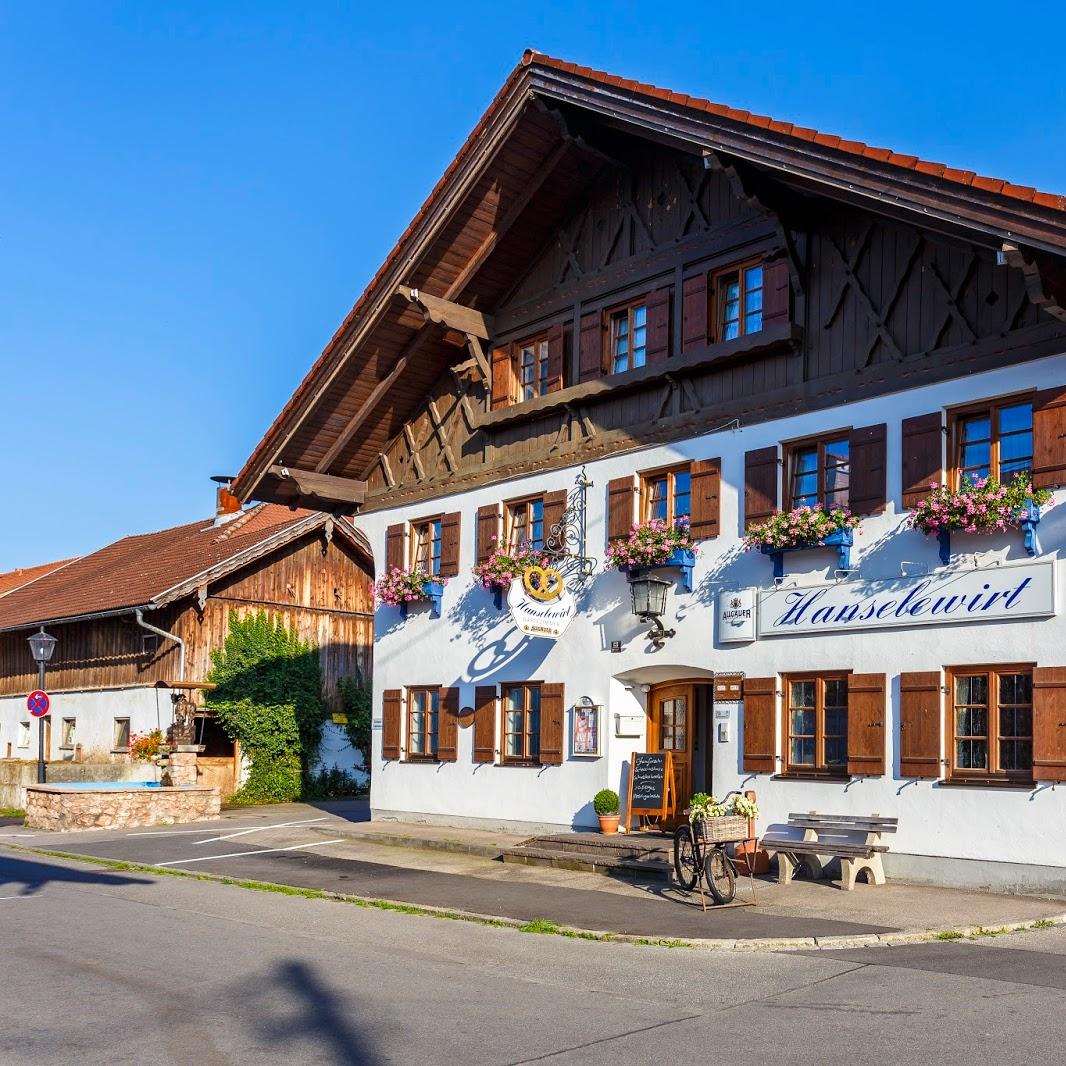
xmin=760 ymin=812 xmax=898 ymax=891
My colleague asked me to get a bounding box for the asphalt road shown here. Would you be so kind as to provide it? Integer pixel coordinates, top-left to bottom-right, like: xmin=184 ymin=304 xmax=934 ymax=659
xmin=4 ymin=848 xmax=1066 ymax=1065
xmin=46 ymin=816 xmax=889 ymax=939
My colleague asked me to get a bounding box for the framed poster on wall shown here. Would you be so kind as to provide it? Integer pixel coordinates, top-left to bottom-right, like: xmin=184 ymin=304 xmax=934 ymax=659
xmin=571 ymin=700 xmax=601 ymax=757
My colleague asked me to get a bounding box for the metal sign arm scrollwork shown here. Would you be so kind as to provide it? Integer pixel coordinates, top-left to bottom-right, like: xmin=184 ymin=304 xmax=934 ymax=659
xmin=543 ymin=468 xmax=597 ymax=584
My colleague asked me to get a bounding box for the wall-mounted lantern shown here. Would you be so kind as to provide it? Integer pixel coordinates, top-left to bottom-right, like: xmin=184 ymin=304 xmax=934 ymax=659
xmin=628 ymin=574 xmax=676 ymax=650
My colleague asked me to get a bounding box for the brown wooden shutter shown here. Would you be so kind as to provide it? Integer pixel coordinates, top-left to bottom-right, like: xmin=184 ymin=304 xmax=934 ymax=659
xmin=847 ymin=673 xmax=886 ymax=777
xmin=381 ymin=689 xmax=402 ymax=761
xmin=542 ymin=489 xmax=567 ymax=553
xmin=645 ymin=287 xmax=671 ymax=363
xmin=476 ymin=504 xmax=501 ymax=565
xmin=1033 ymin=385 xmax=1066 ymax=490
xmin=689 ymin=457 xmax=721 ymax=540
xmin=385 ymin=523 xmax=406 ymax=572
xmin=490 ymin=344 xmax=513 ymax=410
xmin=744 ymin=447 xmax=779 ymax=531
xmin=899 ymin=671 xmax=942 ymax=778
xmin=901 ymin=412 xmax=944 ymax=509
xmin=438 ymin=512 xmax=461 ymax=578
xmin=848 ymin=423 xmax=887 ymax=515
xmin=438 ymin=687 xmax=459 ymax=762
xmin=579 ymin=310 xmax=605 ymax=382
xmin=761 ymin=258 xmax=790 ymax=329
xmin=742 ymin=676 xmax=776 ymax=773
xmin=606 ymin=476 xmax=636 ymax=542
xmin=1033 ymin=667 xmax=1066 ymax=782
xmin=545 ymin=322 xmax=566 ymax=393
xmin=472 ymin=685 xmax=497 ymax=763
xmin=681 ymin=273 xmax=709 ymax=352
xmin=539 ymin=683 xmax=565 ymax=765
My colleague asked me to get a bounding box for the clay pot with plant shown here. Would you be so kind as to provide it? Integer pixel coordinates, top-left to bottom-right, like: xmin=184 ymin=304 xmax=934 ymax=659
xmin=593 ymin=789 xmax=621 ymax=834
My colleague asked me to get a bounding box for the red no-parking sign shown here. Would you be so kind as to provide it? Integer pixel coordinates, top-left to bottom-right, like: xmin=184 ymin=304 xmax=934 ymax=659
xmin=27 ymin=690 xmax=50 ymax=718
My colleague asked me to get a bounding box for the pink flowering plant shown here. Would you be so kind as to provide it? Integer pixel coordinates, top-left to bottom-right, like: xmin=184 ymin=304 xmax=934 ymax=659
xmin=743 ymin=504 xmax=860 ymax=551
xmin=473 ymin=541 xmax=550 ymax=591
xmin=908 ymin=474 xmax=1051 ymax=537
xmin=375 ymin=567 xmax=444 ymax=607
xmin=605 ymin=517 xmax=696 ymax=570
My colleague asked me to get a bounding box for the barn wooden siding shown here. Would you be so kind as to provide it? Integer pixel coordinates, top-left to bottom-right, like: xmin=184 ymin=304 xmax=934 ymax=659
xmin=360 ymin=142 xmax=1066 ymax=512
xmin=0 ymin=532 xmax=373 ymax=709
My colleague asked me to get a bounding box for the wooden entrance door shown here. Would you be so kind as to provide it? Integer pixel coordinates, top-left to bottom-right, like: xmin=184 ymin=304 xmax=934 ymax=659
xmin=648 ymin=683 xmax=693 ymax=820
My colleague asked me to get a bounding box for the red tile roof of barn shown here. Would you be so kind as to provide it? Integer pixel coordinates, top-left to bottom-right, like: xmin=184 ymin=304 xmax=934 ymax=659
xmin=0 ymin=504 xmax=329 ymax=631
xmin=0 ymin=559 xmax=76 ymax=599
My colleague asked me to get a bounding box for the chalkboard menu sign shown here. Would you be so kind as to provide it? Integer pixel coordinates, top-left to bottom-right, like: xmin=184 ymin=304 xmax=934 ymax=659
xmin=626 ymin=750 xmax=675 ymax=828
xmin=630 ymin=752 xmax=667 ymax=811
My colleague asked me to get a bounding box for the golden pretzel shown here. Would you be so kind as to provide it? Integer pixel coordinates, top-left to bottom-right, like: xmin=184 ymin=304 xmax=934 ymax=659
xmin=522 ymin=565 xmax=564 ymax=602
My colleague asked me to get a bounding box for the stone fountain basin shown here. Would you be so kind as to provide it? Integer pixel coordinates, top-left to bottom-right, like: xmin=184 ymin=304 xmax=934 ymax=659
xmin=24 ymin=783 xmax=220 ymax=831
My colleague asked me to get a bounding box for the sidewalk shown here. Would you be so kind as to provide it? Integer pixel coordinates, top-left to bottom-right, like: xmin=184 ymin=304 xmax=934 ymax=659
xmin=7 ymin=799 xmax=1065 ymax=946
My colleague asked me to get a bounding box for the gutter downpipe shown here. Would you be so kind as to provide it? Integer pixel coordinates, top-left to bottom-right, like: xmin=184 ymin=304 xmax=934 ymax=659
xmin=134 ymin=609 xmax=186 ymax=683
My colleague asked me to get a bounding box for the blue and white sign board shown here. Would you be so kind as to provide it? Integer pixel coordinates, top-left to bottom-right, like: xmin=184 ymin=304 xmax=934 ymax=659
xmin=757 ymin=558 xmax=1056 ymax=638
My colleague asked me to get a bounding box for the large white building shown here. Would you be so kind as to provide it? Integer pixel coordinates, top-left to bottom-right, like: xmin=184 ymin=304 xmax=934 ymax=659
xmin=234 ymin=52 xmax=1066 ymax=893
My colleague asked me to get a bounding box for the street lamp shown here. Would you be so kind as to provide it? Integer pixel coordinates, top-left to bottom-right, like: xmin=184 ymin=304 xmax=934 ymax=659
xmin=628 ymin=574 xmax=676 ymax=651
xmin=28 ymin=627 xmax=57 ymax=784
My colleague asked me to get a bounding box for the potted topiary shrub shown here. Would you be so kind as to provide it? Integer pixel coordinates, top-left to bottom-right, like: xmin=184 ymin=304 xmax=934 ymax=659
xmin=593 ymin=788 xmax=621 ymax=834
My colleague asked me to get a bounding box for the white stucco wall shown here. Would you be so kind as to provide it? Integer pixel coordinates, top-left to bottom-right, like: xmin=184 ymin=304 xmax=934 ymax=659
xmin=364 ymin=352 xmax=1066 ymax=873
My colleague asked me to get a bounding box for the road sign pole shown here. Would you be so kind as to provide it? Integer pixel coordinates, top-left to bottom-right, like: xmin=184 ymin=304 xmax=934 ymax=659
xmin=36 ymin=661 xmax=46 ymax=784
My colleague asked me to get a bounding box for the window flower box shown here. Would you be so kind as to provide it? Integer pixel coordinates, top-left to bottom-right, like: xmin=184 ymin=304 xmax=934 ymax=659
xmin=908 ymin=475 xmax=1052 ymax=566
xmin=376 ymin=568 xmax=446 ymax=619
xmin=473 ymin=545 xmax=551 ymax=609
xmin=744 ymin=505 xmax=860 ymax=580
xmin=608 ymin=518 xmax=697 ymax=592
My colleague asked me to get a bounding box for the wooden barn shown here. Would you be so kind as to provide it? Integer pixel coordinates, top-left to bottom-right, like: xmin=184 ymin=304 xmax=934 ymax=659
xmin=0 ymin=491 xmax=374 ymax=797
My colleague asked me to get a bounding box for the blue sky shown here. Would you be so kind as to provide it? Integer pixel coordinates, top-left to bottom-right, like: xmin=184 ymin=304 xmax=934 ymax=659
xmin=1 ymin=1 xmax=1064 ymax=568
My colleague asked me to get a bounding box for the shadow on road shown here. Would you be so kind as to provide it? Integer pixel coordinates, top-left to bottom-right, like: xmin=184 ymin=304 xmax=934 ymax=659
xmin=0 ymin=855 xmax=152 ymax=896
xmin=236 ymin=959 xmax=376 ymax=1064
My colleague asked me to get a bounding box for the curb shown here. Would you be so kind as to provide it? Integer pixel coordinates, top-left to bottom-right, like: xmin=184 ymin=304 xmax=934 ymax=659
xmin=310 ymin=827 xmax=505 ymax=860
xmin=6 ymin=842 xmax=1066 ymax=952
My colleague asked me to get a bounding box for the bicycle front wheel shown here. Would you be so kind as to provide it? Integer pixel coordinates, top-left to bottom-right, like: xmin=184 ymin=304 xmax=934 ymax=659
xmin=705 ymin=847 xmax=736 ymax=904
xmin=673 ymin=825 xmax=699 ymax=892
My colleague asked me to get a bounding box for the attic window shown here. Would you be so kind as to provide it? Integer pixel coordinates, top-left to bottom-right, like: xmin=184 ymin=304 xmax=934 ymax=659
xmin=141 ymin=634 xmax=161 ymax=656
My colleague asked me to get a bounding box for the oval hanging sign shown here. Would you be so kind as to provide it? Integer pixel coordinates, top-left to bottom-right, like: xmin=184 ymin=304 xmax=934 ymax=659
xmin=507 ymin=565 xmax=576 ymax=640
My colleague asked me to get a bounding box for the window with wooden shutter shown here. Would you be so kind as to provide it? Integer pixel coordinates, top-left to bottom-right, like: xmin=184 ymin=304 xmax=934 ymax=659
xmin=545 ymin=322 xmax=566 ymax=393
xmin=689 ymin=458 xmax=720 ymax=539
xmin=438 ymin=512 xmax=461 ymax=578
xmin=899 ymin=671 xmax=942 ymax=778
xmin=438 ymin=687 xmax=459 ymax=763
xmin=607 ymin=476 xmax=637 ymax=542
xmin=744 ymin=447 xmax=779 ymax=531
xmin=645 ymin=287 xmax=671 ymax=363
xmin=761 ymin=258 xmax=791 ymax=329
xmin=381 ymin=689 xmax=402 ymax=761
xmin=539 ymin=683 xmax=565 ymax=765
xmin=847 ymin=424 xmax=887 ymax=515
xmin=711 ymin=259 xmax=765 ymax=342
xmin=742 ymin=676 xmax=776 ymax=773
xmin=902 ymin=412 xmax=944 ymax=509
xmin=785 ymin=433 xmax=850 ymax=511
xmin=847 ymin=673 xmax=886 ymax=777
xmin=639 ymin=465 xmax=690 ymax=526
xmin=385 ymin=523 xmax=406 ymax=572
xmin=1033 ymin=667 xmax=1066 ymax=782
xmin=948 ymin=664 xmax=1035 ymax=782
xmin=542 ymin=489 xmax=567 ymax=553
xmin=491 ymin=344 xmax=514 ymax=410
xmin=1032 ymin=385 xmax=1066 ymax=490
xmin=476 ymin=504 xmax=501 ymax=565
xmin=411 ymin=516 xmax=442 ymax=575
xmin=473 ymin=685 xmax=497 ymax=763
xmin=783 ymin=673 xmax=849 ymax=775
xmin=405 ymin=687 xmax=439 ymax=759
xmin=681 ymin=273 xmax=708 ymax=352
xmin=950 ymin=396 xmax=1035 ymax=487
xmin=579 ymin=310 xmax=606 ymax=382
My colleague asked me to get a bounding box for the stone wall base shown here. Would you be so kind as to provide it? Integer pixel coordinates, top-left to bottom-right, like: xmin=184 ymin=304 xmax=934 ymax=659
xmin=25 ymin=785 xmax=220 ymax=832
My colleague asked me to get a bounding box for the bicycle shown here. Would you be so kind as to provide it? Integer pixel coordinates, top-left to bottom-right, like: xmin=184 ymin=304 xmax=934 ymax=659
xmin=672 ymin=790 xmax=749 ymax=906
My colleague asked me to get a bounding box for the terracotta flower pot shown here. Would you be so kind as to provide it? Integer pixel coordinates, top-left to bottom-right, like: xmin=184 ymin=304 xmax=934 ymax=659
xmin=598 ymin=813 xmax=620 ymax=834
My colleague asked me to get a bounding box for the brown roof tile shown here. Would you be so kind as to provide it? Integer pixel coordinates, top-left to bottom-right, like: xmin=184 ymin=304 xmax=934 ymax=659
xmin=0 ymin=559 xmax=75 ymax=599
xmin=0 ymin=505 xmax=326 ymax=631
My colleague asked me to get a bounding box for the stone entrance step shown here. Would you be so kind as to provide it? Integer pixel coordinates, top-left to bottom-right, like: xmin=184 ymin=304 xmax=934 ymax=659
xmin=501 ymin=831 xmax=674 ymax=880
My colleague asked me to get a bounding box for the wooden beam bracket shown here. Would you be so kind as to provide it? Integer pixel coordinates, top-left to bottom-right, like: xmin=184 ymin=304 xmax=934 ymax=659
xmin=269 ymin=465 xmax=367 ymax=505
xmin=395 ymin=286 xmax=494 ymax=340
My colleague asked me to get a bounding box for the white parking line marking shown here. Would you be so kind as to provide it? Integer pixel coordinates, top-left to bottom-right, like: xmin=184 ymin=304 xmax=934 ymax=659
xmin=194 ymin=817 xmax=330 ymax=845
xmin=155 ymin=839 xmax=345 ymax=867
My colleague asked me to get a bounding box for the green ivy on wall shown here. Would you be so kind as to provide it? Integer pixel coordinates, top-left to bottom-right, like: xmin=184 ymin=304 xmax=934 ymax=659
xmin=338 ymin=671 xmax=372 ymax=779
xmin=207 ymin=610 xmax=327 ymax=804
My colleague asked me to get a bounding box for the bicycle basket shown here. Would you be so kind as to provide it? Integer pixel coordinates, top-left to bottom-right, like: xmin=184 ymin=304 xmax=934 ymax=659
xmin=693 ymin=815 xmax=749 ymax=844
